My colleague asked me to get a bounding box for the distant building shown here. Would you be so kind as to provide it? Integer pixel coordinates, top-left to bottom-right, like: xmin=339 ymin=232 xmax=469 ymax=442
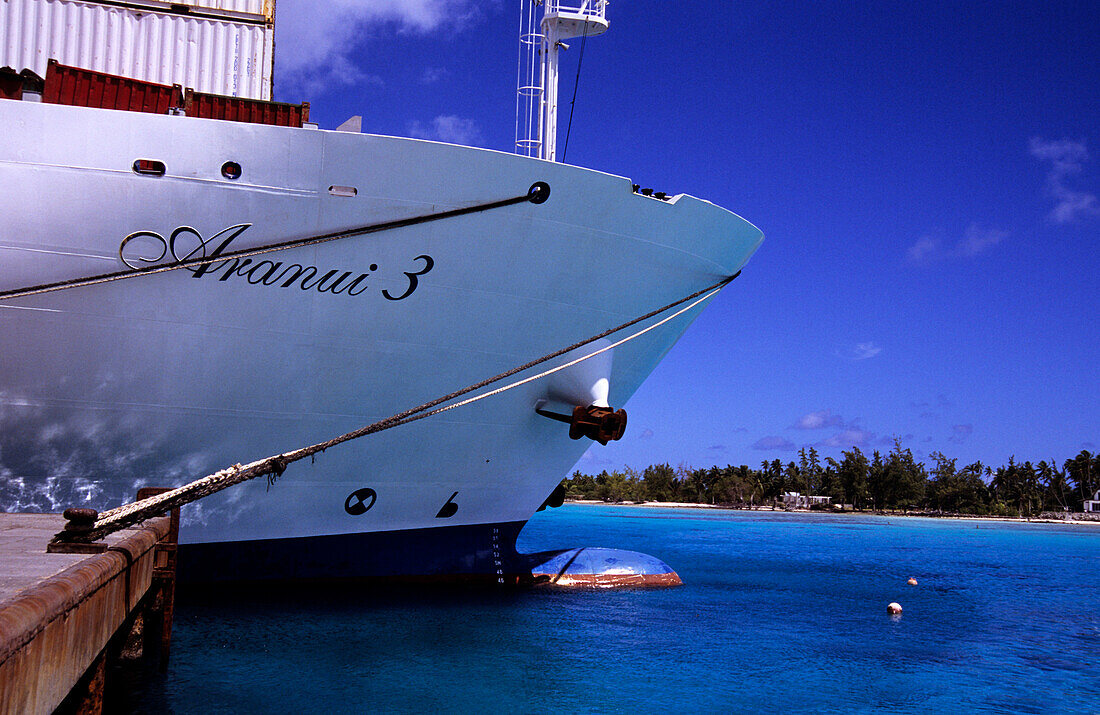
xmin=781 ymin=492 xmax=832 ymax=509
xmin=1084 ymin=489 xmax=1100 ymax=513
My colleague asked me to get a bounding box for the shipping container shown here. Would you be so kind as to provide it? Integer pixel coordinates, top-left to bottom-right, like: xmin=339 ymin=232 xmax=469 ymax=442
xmin=184 ymin=88 xmax=308 ymax=127
xmin=0 ymin=69 xmax=24 ymax=100
xmin=0 ymin=67 xmax=44 ymax=100
xmin=44 ymin=59 xmax=183 ymax=114
xmin=0 ymin=0 xmax=274 ymax=100
xmin=95 ymin=0 xmax=272 ymax=23
xmin=36 ymin=60 xmax=308 ymax=128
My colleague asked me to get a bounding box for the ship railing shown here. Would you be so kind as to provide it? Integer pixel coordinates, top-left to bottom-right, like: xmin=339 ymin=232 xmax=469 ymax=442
xmin=545 ymin=0 xmax=607 ymax=20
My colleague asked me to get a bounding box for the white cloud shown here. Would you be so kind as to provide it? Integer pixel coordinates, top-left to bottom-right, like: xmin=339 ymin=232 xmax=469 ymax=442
xmin=578 ymin=448 xmax=613 ymax=467
xmin=948 ymin=424 xmax=974 ymax=444
xmin=1029 ymin=137 xmax=1088 ymax=174
xmin=1049 ymin=189 xmax=1100 ymax=223
xmin=836 ymin=342 xmax=882 ymax=360
xmin=792 ymin=410 xmax=845 ymax=430
xmin=291 ymin=55 xmax=384 ymax=99
xmin=907 ymin=224 xmax=1007 ymax=263
xmin=420 ymin=67 xmax=448 ymax=84
xmin=956 ymin=223 xmax=1008 ymax=257
xmin=818 ymin=428 xmax=875 ymax=448
xmin=275 ymin=0 xmax=480 ymax=93
xmin=407 ymin=115 xmax=484 ymax=146
xmin=751 ymin=436 xmax=796 ymax=451
xmin=907 ymin=236 xmax=940 ymax=263
xmin=1029 ymin=137 xmax=1100 ymax=224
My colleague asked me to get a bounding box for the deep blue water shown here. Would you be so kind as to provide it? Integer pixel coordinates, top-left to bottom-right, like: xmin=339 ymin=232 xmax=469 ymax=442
xmin=138 ymin=506 xmax=1100 ymax=713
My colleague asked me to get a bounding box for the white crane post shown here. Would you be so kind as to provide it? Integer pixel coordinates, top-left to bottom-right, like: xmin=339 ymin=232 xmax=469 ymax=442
xmin=516 ymin=0 xmax=608 ymax=162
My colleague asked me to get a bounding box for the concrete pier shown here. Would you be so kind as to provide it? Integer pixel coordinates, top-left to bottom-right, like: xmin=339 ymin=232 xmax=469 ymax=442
xmin=0 ymin=506 xmax=178 ymax=715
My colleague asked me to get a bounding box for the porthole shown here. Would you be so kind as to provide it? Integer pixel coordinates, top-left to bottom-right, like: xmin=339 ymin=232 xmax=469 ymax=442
xmin=221 ymin=161 xmax=242 ymax=180
xmin=132 ymin=159 xmax=166 ymax=176
xmin=328 ymin=185 xmax=358 ymax=197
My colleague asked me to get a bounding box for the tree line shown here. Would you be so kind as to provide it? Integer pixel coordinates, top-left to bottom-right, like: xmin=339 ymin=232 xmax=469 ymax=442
xmin=562 ymin=442 xmax=1100 ymax=517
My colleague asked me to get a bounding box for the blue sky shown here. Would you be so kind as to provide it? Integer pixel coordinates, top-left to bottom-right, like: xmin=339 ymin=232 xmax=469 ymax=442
xmin=273 ymin=1 xmax=1099 ymax=472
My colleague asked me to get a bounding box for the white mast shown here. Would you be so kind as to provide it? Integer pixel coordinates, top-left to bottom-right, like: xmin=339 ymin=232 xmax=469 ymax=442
xmin=515 ymin=0 xmax=609 ymax=162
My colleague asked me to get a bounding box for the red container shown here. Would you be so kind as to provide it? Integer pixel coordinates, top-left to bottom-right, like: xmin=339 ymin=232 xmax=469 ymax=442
xmin=38 ymin=60 xmax=308 ymax=128
xmin=43 ymin=59 xmax=183 ymax=114
xmin=0 ymin=68 xmax=23 ymax=100
xmin=184 ymin=88 xmax=309 ymax=127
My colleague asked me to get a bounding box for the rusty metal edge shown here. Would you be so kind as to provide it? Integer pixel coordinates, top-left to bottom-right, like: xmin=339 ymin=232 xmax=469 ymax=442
xmin=0 ymin=517 xmax=170 ymax=666
xmin=538 ymin=572 xmax=684 ymax=588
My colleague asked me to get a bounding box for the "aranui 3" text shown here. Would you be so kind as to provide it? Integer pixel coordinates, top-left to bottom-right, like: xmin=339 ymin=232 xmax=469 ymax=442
xmin=118 ymin=223 xmax=433 ymax=301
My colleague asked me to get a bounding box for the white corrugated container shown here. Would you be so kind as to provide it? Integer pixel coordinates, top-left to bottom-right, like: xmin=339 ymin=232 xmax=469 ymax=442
xmin=84 ymin=0 xmax=272 ymax=22
xmin=0 ymin=0 xmax=275 ymax=100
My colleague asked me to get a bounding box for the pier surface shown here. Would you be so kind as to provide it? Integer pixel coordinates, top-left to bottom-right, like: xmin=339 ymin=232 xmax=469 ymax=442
xmin=0 ymin=512 xmax=176 ymax=715
xmin=0 ymin=514 xmax=142 ymax=601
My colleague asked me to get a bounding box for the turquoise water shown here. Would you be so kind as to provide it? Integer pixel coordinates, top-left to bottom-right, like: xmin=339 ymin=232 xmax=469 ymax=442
xmin=137 ymin=506 xmax=1100 ymax=713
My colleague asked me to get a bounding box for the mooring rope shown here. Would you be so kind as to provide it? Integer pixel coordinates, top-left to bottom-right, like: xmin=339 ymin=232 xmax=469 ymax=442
xmin=1 ymin=182 xmax=550 ymax=302
xmin=57 ymin=271 xmax=739 ymax=543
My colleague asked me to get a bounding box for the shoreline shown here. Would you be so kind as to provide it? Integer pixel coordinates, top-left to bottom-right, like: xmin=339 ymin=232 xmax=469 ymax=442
xmin=562 ymin=499 xmax=1100 ymax=526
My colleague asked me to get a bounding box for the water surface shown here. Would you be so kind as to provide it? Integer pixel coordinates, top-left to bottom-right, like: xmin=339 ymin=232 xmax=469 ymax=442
xmin=136 ymin=506 xmax=1100 ymax=713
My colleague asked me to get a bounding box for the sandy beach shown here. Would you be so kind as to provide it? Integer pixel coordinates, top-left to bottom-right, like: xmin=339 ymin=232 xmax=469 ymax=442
xmin=563 ymin=499 xmax=1100 ymax=526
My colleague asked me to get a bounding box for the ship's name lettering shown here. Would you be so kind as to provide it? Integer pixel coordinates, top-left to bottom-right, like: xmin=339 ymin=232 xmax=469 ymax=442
xmin=119 ymin=223 xmax=433 ymax=301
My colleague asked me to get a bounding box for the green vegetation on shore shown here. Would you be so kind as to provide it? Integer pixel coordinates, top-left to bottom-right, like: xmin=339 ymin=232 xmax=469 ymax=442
xmin=562 ymin=443 xmax=1099 ymax=517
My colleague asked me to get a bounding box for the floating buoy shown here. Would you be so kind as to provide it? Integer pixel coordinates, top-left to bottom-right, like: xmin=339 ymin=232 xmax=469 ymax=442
xmin=887 ymin=602 xmax=903 ymax=615
xmin=907 ymin=577 xmax=918 ymax=586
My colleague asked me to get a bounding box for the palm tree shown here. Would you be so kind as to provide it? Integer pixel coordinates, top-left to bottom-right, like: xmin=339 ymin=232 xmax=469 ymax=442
xmin=1064 ymin=450 xmax=1097 ymax=509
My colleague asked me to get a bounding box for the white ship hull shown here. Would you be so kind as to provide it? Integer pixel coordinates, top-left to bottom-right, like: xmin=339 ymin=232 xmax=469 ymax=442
xmin=0 ymin=100 xmax=763 ymax=579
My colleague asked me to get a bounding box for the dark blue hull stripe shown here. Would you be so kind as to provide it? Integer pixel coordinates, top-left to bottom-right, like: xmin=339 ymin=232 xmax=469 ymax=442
xmin=177 ymin=521 xmax=529 ymax=583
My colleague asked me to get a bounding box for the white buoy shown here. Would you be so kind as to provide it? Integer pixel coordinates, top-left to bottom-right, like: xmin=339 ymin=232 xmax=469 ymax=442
xmin=887 ymin=602 xmax=903 ymax=615
xmin=907 ymin=577 xmax=918 ymax=586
